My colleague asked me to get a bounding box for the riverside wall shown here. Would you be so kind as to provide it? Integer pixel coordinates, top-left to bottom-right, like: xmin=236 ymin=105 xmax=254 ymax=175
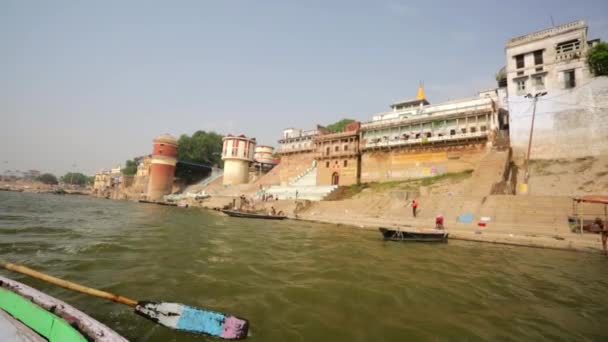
xmin=508 ymin=76 xmax=608 ymax=161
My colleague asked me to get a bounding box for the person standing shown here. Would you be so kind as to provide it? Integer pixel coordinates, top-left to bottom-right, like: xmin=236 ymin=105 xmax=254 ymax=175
xmin=411 ymin=199 xmax=419 ymax=217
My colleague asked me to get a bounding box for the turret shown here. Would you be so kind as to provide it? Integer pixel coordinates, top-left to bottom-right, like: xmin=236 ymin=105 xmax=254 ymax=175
xmin=147 ymin=134 xmax=178 ymax=201
xmin=222 ymin=134 xmax=256 ymax=185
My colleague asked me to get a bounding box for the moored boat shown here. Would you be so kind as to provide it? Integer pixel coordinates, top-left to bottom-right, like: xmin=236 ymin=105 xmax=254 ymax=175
xmin=0 ymin=275 xmax=127 ymax=341
xmin=378 ymin=227 xmax=448 ymax=242
xmin=221 ymin=209 xmax=287 ymax=220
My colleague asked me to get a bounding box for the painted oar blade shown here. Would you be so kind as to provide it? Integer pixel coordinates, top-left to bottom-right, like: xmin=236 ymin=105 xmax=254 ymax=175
xmin=135 ymin=302 xmax=249 ymax=339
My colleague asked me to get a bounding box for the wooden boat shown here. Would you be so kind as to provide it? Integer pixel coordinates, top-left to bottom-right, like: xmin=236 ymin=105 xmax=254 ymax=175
xmin=378 ymin=227 xmax=448 ymax=242
xmin=138 ymin=199 xmax=177 ymax=206
xmin=221 ymin=209 xmax=287 ymax=220
xmin=0 ymin=275 xmax=127 ymax=341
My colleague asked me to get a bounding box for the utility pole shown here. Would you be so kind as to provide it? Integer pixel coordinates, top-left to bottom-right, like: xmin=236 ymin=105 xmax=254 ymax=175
xmin=521 ymin=91 xmax=547 ymax=194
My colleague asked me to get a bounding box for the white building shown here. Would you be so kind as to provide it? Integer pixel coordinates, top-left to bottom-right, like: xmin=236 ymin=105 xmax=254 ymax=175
xmin=277 ymin=127 xmax=325 ymax=155
xmin=361 ymin=89 xmax=500 ymax=150
xmin=505 ymin=20 xmax=607 ymax=160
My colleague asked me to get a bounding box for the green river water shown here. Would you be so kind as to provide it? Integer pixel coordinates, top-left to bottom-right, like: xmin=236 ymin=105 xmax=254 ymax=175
xmin=1 ymin=191 xmax=607 ymax=341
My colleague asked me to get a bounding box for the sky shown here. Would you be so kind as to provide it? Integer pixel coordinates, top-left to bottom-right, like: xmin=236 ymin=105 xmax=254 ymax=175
xmin=1 ymin=0 xmax=607 ymax=175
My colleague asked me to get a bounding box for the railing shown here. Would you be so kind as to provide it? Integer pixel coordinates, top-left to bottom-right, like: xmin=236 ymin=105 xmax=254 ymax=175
xmin=362 ymin=131 xmax=488 ymax=149
xmin=315 ymin=149 xmax=359 ymax=158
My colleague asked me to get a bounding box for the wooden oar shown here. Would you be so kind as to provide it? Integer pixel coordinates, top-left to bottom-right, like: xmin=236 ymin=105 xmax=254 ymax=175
xmin=1 ymin=261 xmax=249 ymax=340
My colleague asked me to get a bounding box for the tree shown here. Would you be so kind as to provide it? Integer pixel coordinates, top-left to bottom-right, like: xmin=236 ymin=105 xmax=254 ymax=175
xmin=37 ymin=173 xmax=58 ymax=185
xmin=61 ymin=172 xmax=89 ymax=186
xmin=326 ymin=119 xmax=356 ymax=133
xmin=175 ymin=131 xmax=224 ymax=183
xmin=587 ymin=42 xmax=608 ymax=76
xmin=121 ymin=159 xmax=138 ymax=176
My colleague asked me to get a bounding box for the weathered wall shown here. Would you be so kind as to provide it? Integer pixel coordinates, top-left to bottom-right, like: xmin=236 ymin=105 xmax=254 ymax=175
xmin=223 ymin=159 xmax=250 ymax=185
xmin=317 ymin=157 xmax=359 ymax=185
xmin=360 ymin=144 xmax=486 ymax=183
xmin=148 ymin=163 xmax=175 ymax=201
xmin=508 ymin=77 xmax=608 ymax=160
xmin=278 ymin=153 xmax=315 ymax=185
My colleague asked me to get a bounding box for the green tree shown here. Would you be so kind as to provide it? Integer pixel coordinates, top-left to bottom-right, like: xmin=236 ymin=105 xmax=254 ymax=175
xmin=326 ymin=119 xmax=356 ymax=133
xmin=587 ymin=42 xmax=608 ymax=76
xmin=121 ymin=159 xmax=138 ymax=176
xmin=61 ymin=172 xmax=89 ymax=186
xmin=37 ymin=173 xmax=58 ymax=185
xmin=176 ymin=131 xmax=224 ymax=183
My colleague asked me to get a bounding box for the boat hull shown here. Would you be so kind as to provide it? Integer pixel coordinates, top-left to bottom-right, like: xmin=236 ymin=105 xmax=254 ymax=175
xmin=0 ymin=276 xmax=127 ymax=341
xmin=221 ymin=209 xmax=287 ymax=220
xmin=378 ymin=227 xmax=448 ymax=242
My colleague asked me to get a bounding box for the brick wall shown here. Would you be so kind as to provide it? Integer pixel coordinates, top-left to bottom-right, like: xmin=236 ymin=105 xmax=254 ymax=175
xmin=278 ymin=152 xmax=315 ymax=185
xmin=317 ymin=157 xmax=359 ymax=185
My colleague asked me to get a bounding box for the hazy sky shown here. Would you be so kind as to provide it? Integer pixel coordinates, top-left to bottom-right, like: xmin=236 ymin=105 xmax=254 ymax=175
xmin=2 ymin=0 xmax=607 ymax=175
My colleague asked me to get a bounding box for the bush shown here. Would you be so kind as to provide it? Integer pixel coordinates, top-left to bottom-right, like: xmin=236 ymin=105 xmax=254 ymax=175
xmin=37 ymin=173 xmax=58 ymax=185
xmin=587 ymin=42 xmax=608 ymax=76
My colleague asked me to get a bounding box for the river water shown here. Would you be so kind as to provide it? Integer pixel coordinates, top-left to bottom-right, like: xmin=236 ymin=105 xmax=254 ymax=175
xmin=1 ymin=191 xmax=607 ymax=341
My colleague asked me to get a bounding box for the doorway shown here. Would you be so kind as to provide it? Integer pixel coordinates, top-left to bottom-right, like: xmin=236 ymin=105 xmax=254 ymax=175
xmin=331 ymin=172 xmax=340 ymax=185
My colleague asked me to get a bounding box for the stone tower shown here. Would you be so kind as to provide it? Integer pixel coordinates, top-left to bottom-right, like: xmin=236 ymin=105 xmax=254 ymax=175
xmin=147 ymin=133 xmax=178 ymax=201
xmin=222 ymin=134 xmax=256 ymax=185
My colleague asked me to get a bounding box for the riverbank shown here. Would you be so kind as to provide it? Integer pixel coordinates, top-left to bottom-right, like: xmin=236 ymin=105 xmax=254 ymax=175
xmin=188 ymin=193 xmax=606 ymax=254
xmin=0 ymin=180 xmax=90 ymax=195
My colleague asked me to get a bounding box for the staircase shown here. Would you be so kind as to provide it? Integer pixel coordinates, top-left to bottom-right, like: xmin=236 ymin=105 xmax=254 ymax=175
xmin=198 ymin=168 xmax=224 ymax=187
xmin=264 ymin=165 xmax=338 ymax=201
xmin=466 ymin=150 xmax=511 ymax=197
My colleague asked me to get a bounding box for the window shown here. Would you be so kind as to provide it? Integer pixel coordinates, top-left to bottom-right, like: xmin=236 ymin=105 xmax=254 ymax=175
xmin=517 ymin=71 xmax=524 ymax=76
xmin=470 ymin=127 xmax=477 ymax=133
xmin=326 ymin=147 xmax=330 ymax=155
xmin=335 ymin=146 xmax=339 ymax=152
xmin=343 ymin=160 xmax=348 ymax=167
xmin=480 ymin=125 xmax=487 ymax=132
xmin=326 ymin=161 xmax=329 ymax=168
xmin=533 ymin=75 xmax=545 ymax=89
xmin=533 ymin=50 xmax=543 ymax=65
xmin=461 ymin=128 xmax=467 ymax=134
xmin=535 ymin=67 xmax=543 ymax=72
xmin=516 ymin=79 xmax=526 ymax=94
xmin=450 ymin=129 xmax=456 ymax=136
xmin=344 ymin=145 xmax=348 ymax=151
xmin=564 ymin=70 xmax=576 ymax=88
xmin=426 ymin=132 xmax=431 ymax=138
xmin=515 ymin=54 xmax=524 ymax=69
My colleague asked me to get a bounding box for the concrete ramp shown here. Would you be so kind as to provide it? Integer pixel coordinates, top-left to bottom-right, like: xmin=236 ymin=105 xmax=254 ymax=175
xmin=467 ymin=150 xmax=510 ymax=197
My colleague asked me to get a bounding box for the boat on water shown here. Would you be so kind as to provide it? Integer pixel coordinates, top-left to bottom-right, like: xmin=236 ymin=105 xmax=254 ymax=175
xmin=0 ymin=275 xmax=127 ymax=342
xmin=378 ymin=227 xmax=449 ymax=242
xmin=138 ymin=199 xmax=177 ymax=207
xmin=221 ymin=209 xmax=287 ymax=220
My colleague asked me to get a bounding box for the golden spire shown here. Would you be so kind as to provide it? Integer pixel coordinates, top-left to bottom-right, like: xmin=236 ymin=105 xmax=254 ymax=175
xmin=416 ymin=81 xmax=426 ymax=100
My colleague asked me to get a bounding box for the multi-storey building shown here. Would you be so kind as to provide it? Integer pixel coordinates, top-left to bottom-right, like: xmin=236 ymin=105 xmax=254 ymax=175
xmin=314 ymin=122 xmax=361 ymax=186
xmin=276 ymin=126 xmax=328 ymax=185
xmin=359 ymin=85 xmax=499 ymax=183
xmin=505 ymin=19 xmax=606 ymax=159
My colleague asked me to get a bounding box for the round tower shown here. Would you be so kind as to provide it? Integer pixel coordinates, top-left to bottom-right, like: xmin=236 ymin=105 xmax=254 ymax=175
xmin=222 ymin=134 xmax=256 ymax=185
xmin=147 ymin=133 xmax=178 ymax=201
xmin=254 ymin=145 xmax=275 ymax=164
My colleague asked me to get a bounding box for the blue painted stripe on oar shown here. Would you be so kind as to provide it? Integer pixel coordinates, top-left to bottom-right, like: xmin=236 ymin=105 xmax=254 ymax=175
xmin=176 ymin=306 xmax=225 ymax=336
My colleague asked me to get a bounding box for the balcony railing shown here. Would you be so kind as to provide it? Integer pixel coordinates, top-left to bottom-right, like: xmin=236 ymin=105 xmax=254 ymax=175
xmin=314 ymin=149 xmax=360 ymax=159
xmin=362 ymin=131 xmax=488 ymax=149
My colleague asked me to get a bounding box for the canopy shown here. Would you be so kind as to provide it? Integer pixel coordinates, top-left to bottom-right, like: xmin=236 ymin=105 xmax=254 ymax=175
xmin=573 ymin=195 xmax=608 ymax=205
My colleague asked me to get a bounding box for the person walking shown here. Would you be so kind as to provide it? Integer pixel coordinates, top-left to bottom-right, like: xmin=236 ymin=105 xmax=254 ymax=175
xmin=411 ymin=199 xmax=419 ymax=218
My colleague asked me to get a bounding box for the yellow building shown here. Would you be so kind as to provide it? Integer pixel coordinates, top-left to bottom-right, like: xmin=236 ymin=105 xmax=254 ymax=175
xmin=314 ymin=122 xmax=361 ymax=186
